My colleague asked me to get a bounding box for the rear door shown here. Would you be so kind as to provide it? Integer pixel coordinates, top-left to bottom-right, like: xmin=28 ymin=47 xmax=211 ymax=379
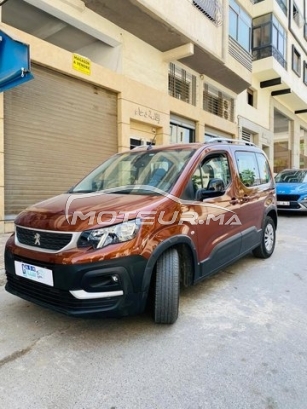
xmin=234 ymin=149 xmax=274 ymax=253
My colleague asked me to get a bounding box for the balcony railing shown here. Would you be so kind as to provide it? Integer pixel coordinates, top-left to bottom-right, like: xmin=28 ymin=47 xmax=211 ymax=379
xmin=252 ymin=45 xmax=287 ymax=70
xmin=192 ymin=0 xmax=222 ymax=26
xmin=229 ymin=37 xmax=252 ymax=71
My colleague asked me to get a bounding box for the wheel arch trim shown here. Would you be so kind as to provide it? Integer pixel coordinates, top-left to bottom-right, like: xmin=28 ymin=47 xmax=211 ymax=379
xmin=141 ymin=235 xmax=199 ymax=294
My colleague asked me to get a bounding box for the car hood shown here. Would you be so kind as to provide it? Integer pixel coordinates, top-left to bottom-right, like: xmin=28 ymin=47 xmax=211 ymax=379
xmin=14 ymin=192 xmax=172 ymax=231
xmin=276 ymin=182 xmax=307 ymax=195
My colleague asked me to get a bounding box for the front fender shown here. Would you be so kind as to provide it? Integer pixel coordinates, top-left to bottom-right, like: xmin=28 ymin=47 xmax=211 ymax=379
xmin=140 ymin=234 xmax=198 ymax=303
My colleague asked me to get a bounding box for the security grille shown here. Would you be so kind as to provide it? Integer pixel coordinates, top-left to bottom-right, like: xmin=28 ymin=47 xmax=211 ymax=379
xmin=192 ymin=0 xmax=222 ymax=26
xmin=242 ymin=130 xmax=252 ymax=143
xmin=203 ymin=84 xmax=234 ymax=122
xmin=168 ymin=63 xmax=196 ymax=106
xmin=4 ymin=65 xmax=117 ymax=217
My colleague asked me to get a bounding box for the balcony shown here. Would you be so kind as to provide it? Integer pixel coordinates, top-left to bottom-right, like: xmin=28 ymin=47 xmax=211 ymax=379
xmin=83 ymin=0 xmax=251 ymax=93
xmin=253 ymin=45 xmax=287 ymax=70
xmin=253 ymin=56 xmax=307 ymax=122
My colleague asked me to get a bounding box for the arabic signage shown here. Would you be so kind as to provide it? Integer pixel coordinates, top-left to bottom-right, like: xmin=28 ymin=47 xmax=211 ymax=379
xmin=134 ymin=107 xmax=161 ymax=124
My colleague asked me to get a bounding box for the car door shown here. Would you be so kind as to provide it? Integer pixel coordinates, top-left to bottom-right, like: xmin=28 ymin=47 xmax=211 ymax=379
xmin=233 ymin=149 xmax=274 ymax=253
xmin=180 ymin=150 xmax=243 ymax=280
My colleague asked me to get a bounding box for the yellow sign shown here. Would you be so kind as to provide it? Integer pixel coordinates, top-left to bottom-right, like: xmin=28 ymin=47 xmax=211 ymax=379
xmin=72 ymin=54 xmax=91 ymax=75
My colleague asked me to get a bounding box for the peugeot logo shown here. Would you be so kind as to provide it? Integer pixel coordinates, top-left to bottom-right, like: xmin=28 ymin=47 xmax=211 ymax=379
xmin=34 ymin=233 xmax=41 ymax=246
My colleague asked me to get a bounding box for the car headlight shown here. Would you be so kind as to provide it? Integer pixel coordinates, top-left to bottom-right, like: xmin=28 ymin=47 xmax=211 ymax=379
xmin=78 ymin=219 xmax=141 ymax=249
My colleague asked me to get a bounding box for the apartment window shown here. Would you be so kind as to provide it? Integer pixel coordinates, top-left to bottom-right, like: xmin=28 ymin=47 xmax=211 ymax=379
xmin=203 ymin=84 xmax=234 ymax=122
xmin=293 ymin=2 xmax=304 ymax=28
xmin=292 ymin=45 xmax=301 ymax=76
xmin=304 ymin=23 xmax=307 ymax=41
xmin=247 ymin=88 xmax=255 ymax=107
xmin=275 ymin=0 xmax=287 ymax=16
xmin=229 ymin=0 xmax=252 ymax=52
xmin=170 ymin=123 xmax=195 ymax=144
xmin=168 ymin=63 xmax=196 ymax=106
xmin=130 ymin=138 xmax=154 ymax=149
xmin=303 ymin=62 xmax=307 ymax=85
xmin=272 ymin=16 xmax=286 ymax=60
xmin=252 ymin=14 xmax=287 ymax=69
xmin=130 ymin=138 xmax=142 ymax=149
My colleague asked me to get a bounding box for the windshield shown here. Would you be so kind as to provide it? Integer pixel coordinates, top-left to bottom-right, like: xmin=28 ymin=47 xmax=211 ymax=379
xmin=70 ymin=148 xmax=196 ymax=194
xmin=275 ymin=170 xmax=307 ymax=183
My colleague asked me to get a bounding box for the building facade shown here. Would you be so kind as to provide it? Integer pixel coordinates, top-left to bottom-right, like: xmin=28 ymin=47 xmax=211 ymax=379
xmin=0 ymin=0 xmax=306 ymax=232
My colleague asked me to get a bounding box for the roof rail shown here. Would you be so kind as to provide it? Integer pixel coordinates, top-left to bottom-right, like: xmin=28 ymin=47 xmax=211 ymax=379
xmin=206 ymin=138 xmax=256 ymax=147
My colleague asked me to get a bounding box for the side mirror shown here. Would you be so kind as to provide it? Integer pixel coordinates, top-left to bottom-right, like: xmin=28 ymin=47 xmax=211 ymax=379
xmin=207 ymin=178 xmax=225 ymax=192
xmin=196 ymin=178 xmax=225 ymax=200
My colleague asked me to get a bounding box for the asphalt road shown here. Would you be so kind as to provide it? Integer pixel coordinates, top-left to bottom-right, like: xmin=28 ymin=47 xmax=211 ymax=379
xmin=0 ymin=213 xmax=307 ymax=409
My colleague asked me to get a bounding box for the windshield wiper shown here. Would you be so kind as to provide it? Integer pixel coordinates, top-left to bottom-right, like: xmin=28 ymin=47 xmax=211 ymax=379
xmin=104 ymin=189 xmax=132 ymax=194
xmin=68 ymin=189 xmax=95 ymax=194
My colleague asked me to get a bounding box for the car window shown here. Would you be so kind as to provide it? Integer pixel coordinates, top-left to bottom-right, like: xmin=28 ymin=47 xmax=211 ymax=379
xmin=181 ymin=153 xmax=230 ymax=200
xmin=275 ymin=170 xmax=307 ymax=183
xmin=235 ymin=151 xmax=260 ymax=187
xmin=256 ymin=153 xmax=271 ymax=184
xmin=71 ymin=148 xmax=196 ymax=194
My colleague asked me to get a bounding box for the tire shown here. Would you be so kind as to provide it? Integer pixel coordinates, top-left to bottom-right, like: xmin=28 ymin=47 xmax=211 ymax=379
xmin=154 ymin=248 xmax=180 ymax=324
xmin=253 ymin=216 xmax=276 ymax=259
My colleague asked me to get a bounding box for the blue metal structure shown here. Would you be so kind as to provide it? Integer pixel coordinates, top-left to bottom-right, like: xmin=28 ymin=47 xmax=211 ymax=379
xmin=0 ymin=30 xmax=34 ymax=93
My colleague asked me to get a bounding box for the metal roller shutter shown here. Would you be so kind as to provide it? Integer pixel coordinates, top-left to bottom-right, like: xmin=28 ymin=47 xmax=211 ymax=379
xmin=4 ymin=65 xmax=117 ymax=218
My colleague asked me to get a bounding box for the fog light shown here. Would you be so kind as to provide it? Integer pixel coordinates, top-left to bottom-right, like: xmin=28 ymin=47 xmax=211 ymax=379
xmin=112 ymin=275 xmax=119 ymax=282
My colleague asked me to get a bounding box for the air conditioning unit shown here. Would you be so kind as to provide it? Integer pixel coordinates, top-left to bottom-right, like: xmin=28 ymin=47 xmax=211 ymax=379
xmin=220 ymin=99 xmax=231 ymax=120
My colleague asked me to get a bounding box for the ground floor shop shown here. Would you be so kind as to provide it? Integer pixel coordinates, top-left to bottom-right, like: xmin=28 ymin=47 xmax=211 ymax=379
xmin=0 ymin=59 xmax=278 ymax=233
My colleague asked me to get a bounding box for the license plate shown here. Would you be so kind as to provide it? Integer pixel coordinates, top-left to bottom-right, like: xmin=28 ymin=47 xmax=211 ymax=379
xmin=14 ymin=261 xmax=54 ymax=287
xmin=277 ymin=201 xmax=290 ymax=206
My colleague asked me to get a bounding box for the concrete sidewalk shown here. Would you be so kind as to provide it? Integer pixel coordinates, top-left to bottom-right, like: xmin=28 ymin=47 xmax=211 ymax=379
xmin=0 ymin=233 xmax=13 ymax=286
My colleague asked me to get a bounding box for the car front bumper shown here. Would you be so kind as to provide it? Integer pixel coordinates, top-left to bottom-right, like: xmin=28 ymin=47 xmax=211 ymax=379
xmin=5 ymin=246 xmax=149 ymax=318
xmin=276 ymin=199 xmax=307 ymax=211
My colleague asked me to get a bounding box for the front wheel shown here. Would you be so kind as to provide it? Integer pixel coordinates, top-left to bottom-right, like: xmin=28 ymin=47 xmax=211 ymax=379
xmin=154 ymin=248 xmax=180 ymax=324
xmin=253 ymin=216 xmax=276 ymax=259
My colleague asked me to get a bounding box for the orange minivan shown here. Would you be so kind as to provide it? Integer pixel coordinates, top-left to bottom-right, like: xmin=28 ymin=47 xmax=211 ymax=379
xmin=5 ymin=139 xmax=277 ymax=324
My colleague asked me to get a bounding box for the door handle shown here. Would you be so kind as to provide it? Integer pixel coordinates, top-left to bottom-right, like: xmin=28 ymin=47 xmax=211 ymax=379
xmin=241 ymin=195 xmax=249 ymax=203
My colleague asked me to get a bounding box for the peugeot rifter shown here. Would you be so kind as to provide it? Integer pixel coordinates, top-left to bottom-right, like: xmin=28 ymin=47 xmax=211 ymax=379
xmin=5 ymin=139 xmax=277 ymax=324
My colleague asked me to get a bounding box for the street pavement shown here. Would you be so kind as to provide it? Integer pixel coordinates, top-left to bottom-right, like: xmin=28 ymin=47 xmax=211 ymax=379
xmin=1 ymin=215 xmax=307 ymax=409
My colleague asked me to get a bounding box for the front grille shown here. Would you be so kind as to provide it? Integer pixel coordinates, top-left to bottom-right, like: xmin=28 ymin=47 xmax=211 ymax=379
xmin=6 ymin=272 xmax=119 ymax=313
xmin=16 ymin=226 xmax=72 ymax=251
xmin=277 ymin=194 xmax=300 ymax=201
